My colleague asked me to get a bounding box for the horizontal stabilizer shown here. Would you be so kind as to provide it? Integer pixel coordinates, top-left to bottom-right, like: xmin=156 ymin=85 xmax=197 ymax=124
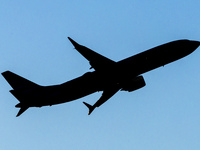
xmin=83 ymin=102 xmax=95 ymax=115
xmin=16 ymin=106 xmax=29 ymax=117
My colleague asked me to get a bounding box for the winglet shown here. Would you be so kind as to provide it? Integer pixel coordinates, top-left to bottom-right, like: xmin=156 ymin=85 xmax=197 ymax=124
xmin=83 ymin=102 xmax=95 ymax=115
xmin=68 ymin=37 xmax=80 ymax=48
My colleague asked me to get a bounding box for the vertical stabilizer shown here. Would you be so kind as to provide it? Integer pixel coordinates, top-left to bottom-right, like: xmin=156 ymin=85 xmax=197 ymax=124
xmin=1 ymin=71 xmax=39 ymax=90
xmin=2 ymin=71 xmax=36 ymax=117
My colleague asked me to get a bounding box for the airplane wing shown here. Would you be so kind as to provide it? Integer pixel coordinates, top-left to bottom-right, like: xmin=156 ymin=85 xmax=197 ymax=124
xmin=83 ymin=85 xmax=121 ymax=115
xmin=68 ymin=37 xmax=116 ymax=71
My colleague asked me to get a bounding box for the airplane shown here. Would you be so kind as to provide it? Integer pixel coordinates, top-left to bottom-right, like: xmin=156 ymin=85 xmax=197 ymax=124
xmin=2 ymin=37 xmax=200 ymax=117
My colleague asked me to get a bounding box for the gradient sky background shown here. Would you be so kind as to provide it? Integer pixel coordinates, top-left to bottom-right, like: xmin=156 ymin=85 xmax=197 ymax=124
xmin=1 ymin=1 xmax=200 ymax=150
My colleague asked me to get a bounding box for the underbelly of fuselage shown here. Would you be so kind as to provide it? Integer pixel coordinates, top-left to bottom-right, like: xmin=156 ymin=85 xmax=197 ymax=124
xmin=30 ymin=76 xmax=103 ymax=107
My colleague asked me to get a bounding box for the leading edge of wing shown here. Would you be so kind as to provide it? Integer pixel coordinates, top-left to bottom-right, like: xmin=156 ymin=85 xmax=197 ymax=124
xmin=68 ymin=37 xmax=116 ymax=71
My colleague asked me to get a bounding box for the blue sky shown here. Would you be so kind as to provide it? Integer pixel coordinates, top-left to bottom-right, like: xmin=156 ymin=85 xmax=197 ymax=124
xmin=0 ymin=1 xmax=200 ymax=150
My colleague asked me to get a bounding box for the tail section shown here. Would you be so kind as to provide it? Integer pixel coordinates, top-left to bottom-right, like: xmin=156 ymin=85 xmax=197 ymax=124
xmin=2 ymin=71 xmax=39 ymax=90
xmin=15 ymin=103 xmax=29 ymax=117
xmin=2 ymin=71 xmax=38 ymax=117
xmin=16 ymin=106 xmax=29 ymax=117
xmin=83 ymin=102 xmax=96 ymax=115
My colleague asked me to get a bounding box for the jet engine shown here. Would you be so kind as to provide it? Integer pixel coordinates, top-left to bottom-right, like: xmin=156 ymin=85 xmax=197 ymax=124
xmin=121 ymin=76 xmax=146 ymax=92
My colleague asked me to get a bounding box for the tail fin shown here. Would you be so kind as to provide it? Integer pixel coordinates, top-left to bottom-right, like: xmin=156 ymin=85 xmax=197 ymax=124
xmin=2 ymin=71 xmax=35 ymax=117
xmin=2 ymin=71 xmax=39 ymax=90
xmin=83 ymin=102 xmax=95 ymax=115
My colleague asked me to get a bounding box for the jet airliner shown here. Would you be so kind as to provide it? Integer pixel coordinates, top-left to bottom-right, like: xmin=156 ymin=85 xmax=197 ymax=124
xmin=2 ymin=37 xmax=200 ymax=117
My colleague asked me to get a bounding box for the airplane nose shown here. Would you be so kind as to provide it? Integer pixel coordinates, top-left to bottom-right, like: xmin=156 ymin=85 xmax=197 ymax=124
xmin=191 ymin=40 xmax=200 ymax=49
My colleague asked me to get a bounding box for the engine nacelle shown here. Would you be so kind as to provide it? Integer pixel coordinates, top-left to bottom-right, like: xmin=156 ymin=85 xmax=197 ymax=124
xmin=121 ymin=76 xmax=146 ymax=92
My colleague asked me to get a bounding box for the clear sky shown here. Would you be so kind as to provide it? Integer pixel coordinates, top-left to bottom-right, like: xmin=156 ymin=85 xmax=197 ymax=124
xmin=0 ymin=1 xmax=200 ymax=150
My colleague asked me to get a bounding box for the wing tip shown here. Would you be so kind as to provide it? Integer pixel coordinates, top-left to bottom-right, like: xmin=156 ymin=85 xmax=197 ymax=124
xmin=83 ymin=102 xmax=95 ymax=115
xmin=1 ymin=70 xmax=10 ymax=76
xmin=67 ymin=36 xmax=73 ymax=41
xmin=68 ymin=37 xmax=80 ymax=48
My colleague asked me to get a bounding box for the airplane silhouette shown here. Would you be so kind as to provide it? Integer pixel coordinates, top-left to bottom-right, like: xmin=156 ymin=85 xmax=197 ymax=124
xmin=2 ymin=37 xmax=200 ymax=117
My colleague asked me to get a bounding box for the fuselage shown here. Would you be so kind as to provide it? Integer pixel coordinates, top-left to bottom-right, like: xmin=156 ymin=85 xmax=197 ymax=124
xmin=117 ymin=39 xmax=199 ymax=78
xmin=29 ymin=39 xmax=199 ymax=107
xmin=3 ymin=38 xmax=199 ymax=117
